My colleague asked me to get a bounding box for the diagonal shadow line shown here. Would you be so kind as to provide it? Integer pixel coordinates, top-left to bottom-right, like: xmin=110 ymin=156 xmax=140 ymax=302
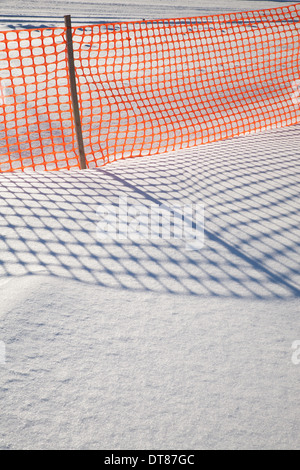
xmin=96 ymin=168 xmax=300 ymax=297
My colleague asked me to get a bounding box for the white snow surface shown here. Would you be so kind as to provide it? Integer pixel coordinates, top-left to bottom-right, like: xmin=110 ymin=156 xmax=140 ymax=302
xmin=0 ymin=0 xmax=300 ymax=450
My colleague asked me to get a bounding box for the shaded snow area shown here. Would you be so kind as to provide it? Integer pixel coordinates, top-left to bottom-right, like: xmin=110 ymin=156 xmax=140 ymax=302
xmin=0 ymin=0 xmax=300 ymax=450
xmin=1 ymin=124 xmax=300 ymax=450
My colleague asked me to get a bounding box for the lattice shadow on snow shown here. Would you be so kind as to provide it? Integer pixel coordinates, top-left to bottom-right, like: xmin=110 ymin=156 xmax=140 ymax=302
xmin=0 ymin=124 xmax=299 ymax=298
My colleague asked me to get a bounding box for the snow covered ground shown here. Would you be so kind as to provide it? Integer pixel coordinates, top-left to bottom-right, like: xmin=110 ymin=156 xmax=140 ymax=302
xmin=0 ymin=0 xmax=299 ymax=450
xmin=1 ymin=0 xmax=299 ymax=29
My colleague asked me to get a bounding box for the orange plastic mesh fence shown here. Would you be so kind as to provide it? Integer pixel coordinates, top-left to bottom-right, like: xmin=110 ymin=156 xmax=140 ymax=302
xmin=1 ymin=3 xmax=300 ymax=172
xmin=0 ymin=27 xmax=79 ymax=172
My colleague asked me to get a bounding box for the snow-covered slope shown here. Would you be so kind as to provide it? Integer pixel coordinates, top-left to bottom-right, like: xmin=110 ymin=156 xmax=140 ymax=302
xmin=0 ymin=0 xmax=299 ymax=450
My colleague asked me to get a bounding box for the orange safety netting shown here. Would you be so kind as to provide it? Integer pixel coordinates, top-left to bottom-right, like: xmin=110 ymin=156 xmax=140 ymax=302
xmin=1 ymin=3 xmax=300 ymax=172
xmin=0 ymin=27 xmax=80 ymax=172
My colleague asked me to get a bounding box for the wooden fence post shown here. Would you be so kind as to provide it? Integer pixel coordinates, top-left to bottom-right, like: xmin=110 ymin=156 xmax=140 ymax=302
xmin=64 ymin=15 xmax=87 ymax=170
